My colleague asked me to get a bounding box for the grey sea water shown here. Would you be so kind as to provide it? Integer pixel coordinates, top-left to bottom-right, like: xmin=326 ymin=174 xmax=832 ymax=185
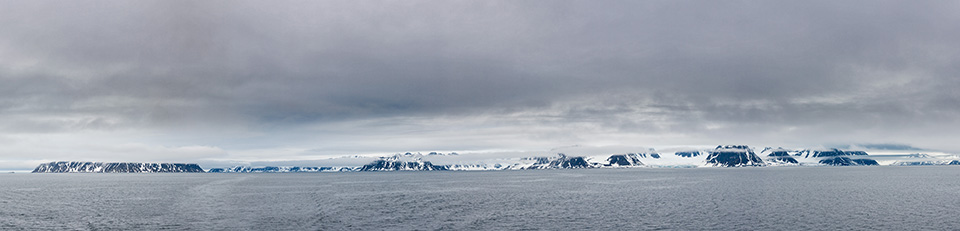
xmin=2 ymin=166 xmax=960 ymax=230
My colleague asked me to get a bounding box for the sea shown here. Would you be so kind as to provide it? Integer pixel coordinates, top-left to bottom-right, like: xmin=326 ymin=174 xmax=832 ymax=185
xmin=2 ymin=166 xmax=959 ymax=230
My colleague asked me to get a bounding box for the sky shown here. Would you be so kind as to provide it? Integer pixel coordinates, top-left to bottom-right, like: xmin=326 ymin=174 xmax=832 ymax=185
xmin=2 ymin=0 xmax=959 ymax=169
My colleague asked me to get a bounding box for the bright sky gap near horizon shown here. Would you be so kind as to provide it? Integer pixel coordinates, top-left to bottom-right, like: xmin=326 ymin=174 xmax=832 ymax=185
xmin=1 ymin=1 xmax=959 ymax=170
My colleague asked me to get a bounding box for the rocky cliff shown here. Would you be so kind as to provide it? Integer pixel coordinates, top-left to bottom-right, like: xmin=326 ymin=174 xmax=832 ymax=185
xmin=705 ymin=145 xmax=765 ymax=167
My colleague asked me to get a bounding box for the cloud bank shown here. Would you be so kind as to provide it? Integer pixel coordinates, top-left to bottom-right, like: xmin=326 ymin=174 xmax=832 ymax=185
xmin=2 ymin=1 xmax=959 ymax=169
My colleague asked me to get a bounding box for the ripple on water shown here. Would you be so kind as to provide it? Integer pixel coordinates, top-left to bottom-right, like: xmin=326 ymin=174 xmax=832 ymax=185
xmin=1 ymin=167 xmax=960 ymax=230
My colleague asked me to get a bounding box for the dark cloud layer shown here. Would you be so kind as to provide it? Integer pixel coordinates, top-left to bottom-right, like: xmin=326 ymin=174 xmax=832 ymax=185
xmin=2 ymin=1 xmax=960 ymax=168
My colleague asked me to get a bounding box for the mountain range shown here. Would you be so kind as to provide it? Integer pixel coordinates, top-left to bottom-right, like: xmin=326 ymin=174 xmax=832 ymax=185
xmin=31 ymin=145 xmax=960 ymax=173
xmin=32 ymin=162 xmax=204 ymax=173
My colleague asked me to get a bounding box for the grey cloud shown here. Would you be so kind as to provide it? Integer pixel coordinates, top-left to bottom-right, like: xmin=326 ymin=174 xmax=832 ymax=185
xmin=2 ymin=0 xmax=960 ymax=168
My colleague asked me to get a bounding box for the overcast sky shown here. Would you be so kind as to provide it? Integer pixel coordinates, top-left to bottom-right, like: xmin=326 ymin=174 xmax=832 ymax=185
xmin=2 ymin=0 xmax=959 ymax=169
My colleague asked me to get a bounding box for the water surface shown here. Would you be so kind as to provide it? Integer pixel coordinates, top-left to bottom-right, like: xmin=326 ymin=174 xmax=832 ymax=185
xmin=2 ymin=166 xmax=959 ymax=230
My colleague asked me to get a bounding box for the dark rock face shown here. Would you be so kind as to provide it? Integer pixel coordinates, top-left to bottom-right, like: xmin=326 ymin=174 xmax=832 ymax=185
xmin=805 ymin=149 xmax=843 ymax=158
xmin=226 ymin=166 xmax=281 ymax=172
xmin=251 ymin=166 xmax=280 ymax=172
xmin=518 ymin=154 xmax=596 ymax=169
xmin=358 ymin=160 xmax=448 ymax=171
xmin=717 ymin=145 xmax=750 ymax=149
xmin=606 ymin=154 xmax=643 ymax=166
xmin=558 ymin=156 xmax=591 ymax=168
xmin=526 ymin=157 xmax=552 ymax=165
xmin=32 ymin=161 xmax=204 ymax=173
xmin=852 ymin=159 xmax=879 ymax=165
xmin=675 ymin=151 xmax=701 ymax=158
xmin=705 ymin=145 xmax=765 ymax=167
xmin=819 ymin=157 xmax=853 ymax=166
xmin=707 ymin=151 xmax=765 ymax=167
xmin=761 ymin=148 xmax=798 ymax=164
xmin=628 ymin=153 xmax=660 ymax=159
xmin=819 ymin=157 xmax=879 ymax=166
xmin=767 ymin=151 xmax=791 ymax=157
xmin=768 ymin=156 xmax=799 ymax=164
xmin=800 ymin=149 xmax=869 ymax=158
xmin=761 ymin=148 xmax=797 ymax=165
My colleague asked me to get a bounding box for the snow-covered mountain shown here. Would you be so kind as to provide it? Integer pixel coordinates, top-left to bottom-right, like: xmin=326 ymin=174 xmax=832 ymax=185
xmin=32 ymin=161 xmax=204 ymax=173
xmin=506 ymin=154 xmax=597 ymax=170
xmin=353 ymin=153 xmax=450 ymax=171
xmin=797 ymin=148 xmax=868 ymax=158
xmin=446 ymin=163 xmax=509 ymax=171
xmin=605 ymin=154 xmax=644 ymax=167
xmin=789 ymin=148 xmax=879 ymax=166
xmin=634 ymin=152 xmax=661 ymax=159
xmin=358 ymin=159 xmax=448 ymax=171
xmin=35 ymin=145 xmax=960 ymax=173
xmin=819 ymin=157 xmax=879 ymax=166
xmin=207 ymin=166 xmax=356 ymax=173
xmin=760 ymin=147 xmax=799 ymax=165
xmin=389 ymin=152 xmax=459 ymax=158
xmin=674 ymin=151 xmax=702 ymax=158
xmin=889 ymin=160 xmax=960 ymax=166
xmin=704 ymin=145 xmax=765 ymax=167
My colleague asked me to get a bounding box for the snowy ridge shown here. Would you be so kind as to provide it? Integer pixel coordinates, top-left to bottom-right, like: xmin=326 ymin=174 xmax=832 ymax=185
xmin=789 ymin=148 xmax=879 ymax=166
xmin=904 ymin=153 xmax=934 ymax=158
xmin=357 ymin=153 xmax=452 ymax=171
xmin=604 ymin=153 xmax=645 ymax=167
xmin=386 ymin=152 xmax=458 ymax=159
xmin=760 ymin=147 xmax=800 ymax=165
xmin=506 ymin=154 xmax=597 ymax=170
xmin=704 ymin=145 xmax=765 ymax=167
xmin=207 ymin=166 xmax=356 ymax=173
xmin=32 ymin=161 xmax=204 ymax=173
xmin=798 ymin=148 xmax=868 ymax=158
xmin=818 ymin=157 xmax=879 ymax=166
xmin=359 ymin=159 xmax=447 ymax=171
xmin=760 ymin=147 xmax=793 ymax=156
xmin=447 ymin=164 xmax=509 ymax=171
xmin=674 ymin=151 xmax=702 ymax=158
xmin=40 ymin=145 xmax=960 ymax=173
xmin=889 ymin=160 xmax=960 ymax=166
